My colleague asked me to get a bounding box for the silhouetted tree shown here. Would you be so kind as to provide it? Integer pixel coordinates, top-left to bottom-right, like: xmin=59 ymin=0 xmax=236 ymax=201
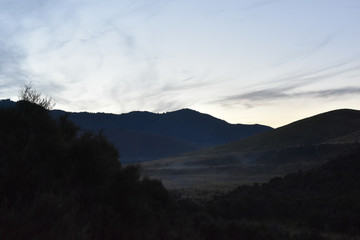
xmin=18 ymin=83 xmax=55 ymax=110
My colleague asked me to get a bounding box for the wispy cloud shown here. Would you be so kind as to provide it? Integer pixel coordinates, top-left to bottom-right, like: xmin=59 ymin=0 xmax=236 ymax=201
xmin=298 ymin=87 xmax=360 ymax=98
xmin=214 ymin=85 xmax=360 ymax=109
xmin=0 ymin=0 xmax=69 ymax=98
xmin=243 ymin=0 xmax=282 ymax=10
xmin=213 ymin=60 xmax=360 ymax=108
xmin=0 ymin=0 xmax=166 ymax=101
xmin=267 ymin=58 xmax=360 ymax=87
xmin=0 ymin=40 xmax=29 ymax=96
xmin=273 ymin=33 xmax=340 ymax=67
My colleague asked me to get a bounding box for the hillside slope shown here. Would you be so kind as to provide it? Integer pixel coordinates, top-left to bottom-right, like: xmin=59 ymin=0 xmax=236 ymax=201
xmin=103 ymin=129 xmax=199 ymax=164
xmin=219 ymin=108 xmax=360 ymax=152
xmin=143 ymin=109 xmax=360 ymax=189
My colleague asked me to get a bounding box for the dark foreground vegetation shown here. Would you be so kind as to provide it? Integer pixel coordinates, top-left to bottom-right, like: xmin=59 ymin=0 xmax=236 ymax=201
xmin=1 ymin=100 xmax=360 ymax=239
xmin=0 ymin=101 xmax=176 ymax=239
xmin=204 ymin=150 xmax=360 ymax=238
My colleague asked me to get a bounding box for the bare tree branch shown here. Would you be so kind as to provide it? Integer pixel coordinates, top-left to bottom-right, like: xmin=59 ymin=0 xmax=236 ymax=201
xmin=18 ymin=83 xmax=56 ymax=110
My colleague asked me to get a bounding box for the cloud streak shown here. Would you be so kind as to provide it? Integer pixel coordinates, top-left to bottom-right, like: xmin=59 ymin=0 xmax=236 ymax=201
xmin=242 ymin=0 xmax=282 ymax=11
xmin=213 ymin=59 xmax=360 ymax=108
xmin=215 ymin=84 xmax=360 ymax=109
xmin=272 ymin=32 xmax=340 ymax=67
xmin=0 ymin=40 xmax=29 ymax=96
xmin=302 ymin=87 xmax=360 ymax=98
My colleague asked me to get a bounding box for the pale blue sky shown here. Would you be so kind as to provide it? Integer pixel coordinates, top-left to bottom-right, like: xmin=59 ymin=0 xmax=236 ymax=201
xmin=1 ymin=0 xmax=360 ymax=127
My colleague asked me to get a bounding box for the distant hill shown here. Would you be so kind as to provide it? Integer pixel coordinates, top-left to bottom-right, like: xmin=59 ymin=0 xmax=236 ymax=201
xmin=1 ymin=99 xmax=272 ymax=163
xmin=143 ymin=109 xmax=360 ymax=189
xmin=207 ymin=108 xmax=360 ymax=153
xmin=0 ymin=99 xmax=15 ymax=108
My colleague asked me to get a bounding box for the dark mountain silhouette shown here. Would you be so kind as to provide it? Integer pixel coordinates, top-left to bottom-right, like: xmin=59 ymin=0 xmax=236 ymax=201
xmin=1 ymin=99 xmax=272 ymax=163
xmin=50 ymin=108 xmax=272 ymax=163
xmin=0 ymin=99 xmax=15 ymax=108
xmin=144 ymin=109 xmax=360 ymax=189
xmin=51 ymin=108 xmax=271 ymax=145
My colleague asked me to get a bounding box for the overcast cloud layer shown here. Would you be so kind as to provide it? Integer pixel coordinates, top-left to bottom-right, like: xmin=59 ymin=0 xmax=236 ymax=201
xmin=1 ymin=0 xmax=360 ymax=127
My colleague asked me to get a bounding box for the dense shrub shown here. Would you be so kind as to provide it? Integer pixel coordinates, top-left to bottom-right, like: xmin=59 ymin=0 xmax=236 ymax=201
xmin=0 ymin=101 xmax=175 ymax=239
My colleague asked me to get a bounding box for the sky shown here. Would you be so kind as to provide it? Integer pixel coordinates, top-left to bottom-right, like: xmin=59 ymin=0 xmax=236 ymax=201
xmin=1 ymin=0 xmax=360 ymax=127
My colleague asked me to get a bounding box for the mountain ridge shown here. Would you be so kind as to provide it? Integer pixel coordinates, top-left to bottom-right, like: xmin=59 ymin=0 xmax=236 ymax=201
xmin=1 ymin=99 xmax=272 ymax=163
xmin=143 ymin=108 xmax=360 ymax=189
xmin=51 ymin=107 xmax=271 ymax=146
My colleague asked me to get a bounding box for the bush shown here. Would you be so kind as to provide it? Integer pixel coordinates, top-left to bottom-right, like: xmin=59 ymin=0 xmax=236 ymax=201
xmin=0 ymin=101 xmax=176 ymax=239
